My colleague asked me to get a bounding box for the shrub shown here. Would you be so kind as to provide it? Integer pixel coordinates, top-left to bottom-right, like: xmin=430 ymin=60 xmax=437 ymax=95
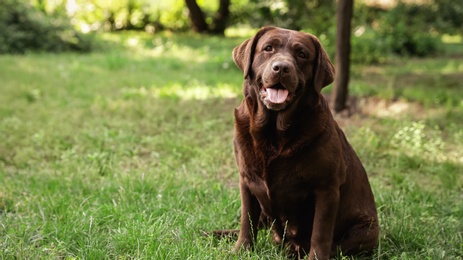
xmin=378 ymin=2 xmax=441 ymax=57
xmin=434 ymin=0 xmax=463 ymax=35
xmin=0 ymin=0 xmax=94 ymax=54
xmin=351 ymin=26 xmax=389 ymax=63
xmin=231 ymin=0 xmax=336 ymax=35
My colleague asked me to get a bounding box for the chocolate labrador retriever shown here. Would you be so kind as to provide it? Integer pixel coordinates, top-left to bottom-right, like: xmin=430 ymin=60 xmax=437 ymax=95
xmin=227 ymin=27 xmax=379 ymax=259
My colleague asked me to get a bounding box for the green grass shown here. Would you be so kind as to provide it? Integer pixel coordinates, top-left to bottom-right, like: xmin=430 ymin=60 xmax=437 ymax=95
xmin=1 ymin=31 xmax=462 ymax=259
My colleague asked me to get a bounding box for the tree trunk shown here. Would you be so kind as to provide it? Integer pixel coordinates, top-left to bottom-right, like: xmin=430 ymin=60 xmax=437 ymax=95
xmin=210 ymin=0 xmax=230 ymax=35
xmin=185 ymin=0 xmax=209 ymax=33
xmin=332 ymin=0 xmax=354 ymax=113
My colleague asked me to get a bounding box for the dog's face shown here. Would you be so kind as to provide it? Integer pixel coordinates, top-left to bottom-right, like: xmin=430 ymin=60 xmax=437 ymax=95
xmin=233 ymin=27 xmax=335 ymax=111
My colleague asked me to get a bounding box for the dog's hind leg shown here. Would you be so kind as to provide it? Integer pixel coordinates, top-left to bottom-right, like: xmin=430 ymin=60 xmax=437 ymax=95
xmin=334 ymin=216 xmax=379 ymax=256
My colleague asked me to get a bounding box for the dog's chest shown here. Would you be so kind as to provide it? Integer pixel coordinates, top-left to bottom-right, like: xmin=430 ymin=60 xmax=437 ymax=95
xmin=247 ymin=156 xmax=313 ymax=217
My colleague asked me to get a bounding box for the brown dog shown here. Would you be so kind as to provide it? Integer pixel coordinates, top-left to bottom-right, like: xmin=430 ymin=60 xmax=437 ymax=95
xmin=229 ymin=27 xmax=379 ymax=259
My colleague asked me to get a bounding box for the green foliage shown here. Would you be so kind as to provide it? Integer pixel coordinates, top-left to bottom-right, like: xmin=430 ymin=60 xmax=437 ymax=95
xmin=231 ymin=0 xmax=336 ymax=35
xmin=7 ymin=0 xmax=459 ymax=59
xmin=377 ymin=2 xmax=441 ymax=57
xmin=71 ymin=0 xmax=220 ymax=33
xmin=155 ymin=0 xmax=189 ymax=31
xmin=350 ymin=26 xmax=389 ymax=64
xmin=291 ymin=0 xmax=456 ymax=63
xmin=349 ymin=1 xmax=456 ymax=59
xmin=0 ymin=0 xmax=93 ymax=54
xmin=71 ymin=0 xmax=188 ymax=32
xmin=433 ymin=0 xmax=463 ymax=35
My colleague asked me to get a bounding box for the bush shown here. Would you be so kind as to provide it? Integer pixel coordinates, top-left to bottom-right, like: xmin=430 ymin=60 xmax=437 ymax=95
xmin=230 ymin=0 xmax=336 ymax=35
xmin=351 ymin=26 xmax=389 ymax=63
xmin=377 ymin=2 xmax=441 ymax=57
xmin=0 ymin=0 xmax=94 ymax=54
xmin=434 ymin=0 xmax=463 ymax=35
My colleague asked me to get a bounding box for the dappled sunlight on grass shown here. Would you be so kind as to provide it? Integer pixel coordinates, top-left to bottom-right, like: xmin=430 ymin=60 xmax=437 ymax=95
xmin=99 ymin=31 xmax=240 ymax=65
xmin=349 ymin=54 xmax=463 ymax=108
xmin=390 ymin=121 xmax=461 ymax=165
xmin=121 ymin=81 xmax=239 ymax=100
xmin=109 ymin=37 xmax=209 ymax=62
xmin=224 ymin=27 xmax=257 ymax=38
xmin=339 ymin=95 xmax=463 ymax=193
xmin=441 ymin=60 xmax=463 ymax=74
xmin=388 ymin=57 xmax=463 ymax=75
xmin=146 ymin=42 xmax=210 ymax=63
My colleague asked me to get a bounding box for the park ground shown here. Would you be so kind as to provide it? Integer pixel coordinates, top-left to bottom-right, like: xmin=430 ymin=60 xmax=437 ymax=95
xmin=1 ymin=31 xmax=462 ymax=259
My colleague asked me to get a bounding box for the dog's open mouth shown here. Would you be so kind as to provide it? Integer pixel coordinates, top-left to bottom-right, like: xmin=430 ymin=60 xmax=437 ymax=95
xmin=263 ymin=83 xmax=289 ymax=104
xmin=259 ymin=81 xmax=293 ymax=111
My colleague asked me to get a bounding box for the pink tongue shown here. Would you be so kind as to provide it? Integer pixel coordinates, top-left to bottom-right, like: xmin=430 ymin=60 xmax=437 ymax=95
xmin=267 ymin=88 xmax=289 ymax=104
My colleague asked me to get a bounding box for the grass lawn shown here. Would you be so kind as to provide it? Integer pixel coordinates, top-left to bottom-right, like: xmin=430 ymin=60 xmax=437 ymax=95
xmin=1 ymin=31 xmax=462 ymax=259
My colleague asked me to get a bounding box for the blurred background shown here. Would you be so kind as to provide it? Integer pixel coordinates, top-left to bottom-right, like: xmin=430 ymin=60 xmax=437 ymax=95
xmin=1 ymin=0 xmax=462 ymax=60
xmin=1 ymin=1 xmax=463 ymax=259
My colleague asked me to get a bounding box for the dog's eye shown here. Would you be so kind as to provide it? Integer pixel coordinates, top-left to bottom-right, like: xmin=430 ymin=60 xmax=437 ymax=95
xmin=263 ymin=45 xmax=273 ymax=52
xmin=298 ymin=51 xmax=306 ymax=58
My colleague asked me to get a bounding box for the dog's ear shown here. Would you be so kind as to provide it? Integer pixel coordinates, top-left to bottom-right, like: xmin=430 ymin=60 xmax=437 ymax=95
xmin=233 ymin=26 xmax=276 ymax=79
xmin=310 ymin=36 xmax=335 ymax=92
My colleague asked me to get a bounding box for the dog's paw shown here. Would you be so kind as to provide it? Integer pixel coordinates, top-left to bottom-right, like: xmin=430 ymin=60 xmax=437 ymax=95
xmin=234 ymin=238 xmax=253 ymax=253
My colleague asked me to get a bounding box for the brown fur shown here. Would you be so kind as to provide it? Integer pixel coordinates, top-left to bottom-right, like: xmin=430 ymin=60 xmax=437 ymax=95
xmin=226 ymin=27 xmax=379 ymax=259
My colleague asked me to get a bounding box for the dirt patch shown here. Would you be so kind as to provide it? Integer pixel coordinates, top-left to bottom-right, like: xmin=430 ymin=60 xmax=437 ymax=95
xmin=323 ymin=94 xmax=429 ymax=127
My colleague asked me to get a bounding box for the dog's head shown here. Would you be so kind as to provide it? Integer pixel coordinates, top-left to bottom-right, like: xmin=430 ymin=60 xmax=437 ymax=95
xmin=233 ymin=27 xmax=335 ymax=111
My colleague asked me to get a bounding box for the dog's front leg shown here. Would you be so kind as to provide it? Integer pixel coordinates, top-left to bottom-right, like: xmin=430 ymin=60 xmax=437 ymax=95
xmin=235 ymin=176 xmax=261 ymax=252
xmin=309 ymin=187 xmax=340 ymax=260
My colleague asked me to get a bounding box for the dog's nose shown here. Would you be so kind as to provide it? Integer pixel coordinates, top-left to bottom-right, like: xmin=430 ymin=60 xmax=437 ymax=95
xmin=272 ymin=61 xmax=290 ymax=74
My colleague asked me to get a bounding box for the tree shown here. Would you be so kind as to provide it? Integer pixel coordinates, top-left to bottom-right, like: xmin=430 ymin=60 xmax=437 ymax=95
xmin=185 ymin=0 xmax=230 ymax=35
xmin=332 ymin=0 xmax=353 ymax=113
